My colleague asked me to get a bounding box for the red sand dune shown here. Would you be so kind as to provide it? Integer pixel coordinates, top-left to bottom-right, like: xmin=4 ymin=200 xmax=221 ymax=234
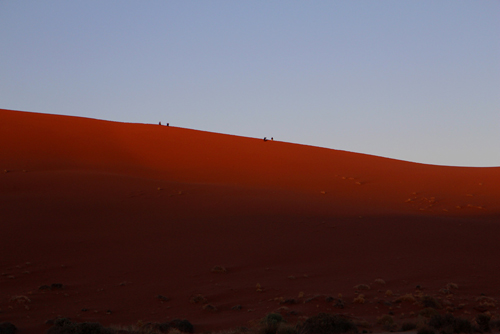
xmin=1 ymin=108 xmax=499 ymax=333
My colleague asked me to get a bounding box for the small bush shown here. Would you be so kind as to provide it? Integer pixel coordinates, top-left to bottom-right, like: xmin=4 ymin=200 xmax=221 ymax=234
xmin=353 ymin=294 xmax=365 ymax=304
xmin=427 ymin=314 xmax=473 ymax=334
xmin=421 ymin=295 xmax=441 ymax=309
xmin=300 ymin=313 xmax=358 ymax=334
xmin=202 ymin=304 xmax=218 ymax=312
xmin=489 ymin=319 xmax=500 ymax=331
xmin=377 ymin=314 xmax=397 ymax=331
xmin=276 ymin=324 xmax=298 ymax=334
xmin=475 ymin=313 xmax=491 ymax=333
xmin=0 ymin=322 xmax=17 ymax=334
xmin=260 ymin=313 xmax=285 ymax=334
xmin=395 ymin=294 xmax=416 ymax=303
xmin=400 ymin=322 xmax=417 ymax=332
xmin=418 ymin=307 xmax=439 ymax=318
xmin=46 ymin=319 xmax=113 ymax=334
xmin=417 ymin=327 xmax=435 ymax=334
xmin=141 ymin=322 xmax=171 ymax=333
xmin=169 ymin=319 xmax=194 ymax=333
xmin=353 ymin=284 xmax=370 ymax=291
xmin=211 ymin=265 xmax=227 ymax=273
xmin=189 ymin=294 xmax=207 ymax=304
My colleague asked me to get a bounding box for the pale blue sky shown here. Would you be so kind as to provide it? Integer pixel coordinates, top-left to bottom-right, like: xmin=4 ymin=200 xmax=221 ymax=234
xmin=1 ymin=1 xmax=499 ymax=166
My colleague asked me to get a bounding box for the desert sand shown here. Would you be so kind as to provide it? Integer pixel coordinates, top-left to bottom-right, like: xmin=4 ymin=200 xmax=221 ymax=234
xmin=1 ymin=108 xmax=499 ymax=333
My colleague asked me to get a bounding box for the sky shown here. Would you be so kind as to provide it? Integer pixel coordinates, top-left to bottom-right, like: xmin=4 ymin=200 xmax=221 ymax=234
xmin=1 ymin=1 xmax=499 ymax=167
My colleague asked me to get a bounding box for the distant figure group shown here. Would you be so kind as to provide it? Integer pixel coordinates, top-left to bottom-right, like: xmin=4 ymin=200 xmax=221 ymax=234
xmin=159 ymin=122 xmax=169 ymax=126
xmin=263 ymin=137 xmax=274 ymax=142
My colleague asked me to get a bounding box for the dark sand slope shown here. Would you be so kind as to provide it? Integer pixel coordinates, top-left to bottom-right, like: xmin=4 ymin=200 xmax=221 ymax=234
xmin=1 ymin=109 xmax=499 ymax=333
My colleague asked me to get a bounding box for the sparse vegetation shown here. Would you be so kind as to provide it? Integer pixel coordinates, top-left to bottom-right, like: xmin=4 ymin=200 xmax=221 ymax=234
xmin=276 ymin=324 xmax=298 ymax=334
xmin=168 ymin=319 xmax=194 ymax=333
xmin=260 ymin=313 xmax=286 ymax=334
xmin=418 ymin=307 xmax=440 ymax=318
xmin=202 ymin=303 xmax=218 ymax=312
xmin=427 ymin=314 xmax=473 ymax=334
xmin=353 ymin=294 xmax=365 ymax=304
xmin=400 ymin=322 xmax=417 ymax=332
xmin=47 ymin=318 xmax=113 ymax=334
xmin=420 ymin=295 xmax=441 ymax=309
xmin=395 ymin=293 xmax=416 ymax=303
xmin=490 ymin=319 xmax=500 ymax=331
xmin=476 ymin=296 xmax=496 ymax=308
xmin=211 ymin=265 xmax=227 ymax=273
xmin=353 ymin=284 xmax=370 ymax=291
xmin=475 ymin=313 xmax=491 ymax=333
xmin=299 ymin=313 xmax=358 ymax=334
xmin=189 ymin=294 xmax=207 ymax=304
xmin=377 ymin=314 xmax=397 ymax=331
xmin=417 ymin=327 xmax=436 ymax=334
xmin=45 ymin=318 xmax=194 ymax=334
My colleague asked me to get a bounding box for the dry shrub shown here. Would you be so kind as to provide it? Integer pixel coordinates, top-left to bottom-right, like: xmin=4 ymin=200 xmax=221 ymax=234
xmin=377 ymin=314 xmax=397 ymax=331
xmin=385 ymin=290 xmax=393 ymax=297
xmin=46 ymin=319 xmax=113 ymax=334
xmin=300 ymin=313 xmax=358 ymax=334
xmin=476 ymin=296 xmax=496 ymax=308
xmin=427 ymin=314 xmax=473 ymax=334
xmin=417 ymin=327 xmax=436 ymax=334
xmin=168 ymin=319 xmax=194 ymax=333
xmin=211 ymin=265 xmax=227 ymax=273
xmin=276 ymin=324 xmax=298 ymax=334
xmin=168 ymin=329 xmax=182 ymax=334
xmin=280 ymin=298 xmax=297 ymax=305
xmin=353 ymin=319 xmax=371 ymax=330
xmin=10 ymin=295 xmax=31 ymax=304
xmin=400 ymin=322 xmax=417 ymax=332
xmin=216 ymin=328 xmax=250 ymax=334
xmin=490 ymin=319 xmax=500 ymax=331
xmin=130 ymin=320 xmax=193 ymax=334
xmin=0 ymin=322 xmax=16 ymax=334
xmin=157 ymin=295 xmax=169 ymax=302
xmin=334 ymin=298 xmax=345 ymax=309
xmin=475 ymin=313 xmax=491 ymax=333
xmin=420 ymin=295 xmax=441 ymax=309
xmin=260 ymin=313 xmax=285 ymax=334
xmin=353 ymin=284 xmax=370 ymax=290
xmin=395 ymin=293 xmax=416 ymax=303
xmin=446 ymin=283 xmax=458 ymax=290
xmin=418 ymin=308 xmax=439 ymax=318
xmin=374 ymin=278 xmax=386 ymax=285
xmin=190 ymin=294 xmax=207 ymax=304
xmin=353 ymin=294 xmax=365 ymax=304
xmin=203 ymin=304 xmax=218 ymax=312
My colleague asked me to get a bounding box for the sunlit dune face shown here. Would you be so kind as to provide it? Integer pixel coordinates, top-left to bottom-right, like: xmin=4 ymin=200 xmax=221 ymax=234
xmin=1 ymin=109 xmax=499 ymax=334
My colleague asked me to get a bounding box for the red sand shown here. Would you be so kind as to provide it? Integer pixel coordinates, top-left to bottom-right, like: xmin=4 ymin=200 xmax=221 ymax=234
xmin=1 ymin=108 xmax=499 ymax=333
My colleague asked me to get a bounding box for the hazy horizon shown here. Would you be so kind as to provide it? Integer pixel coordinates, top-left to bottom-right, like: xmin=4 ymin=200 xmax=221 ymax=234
xmin=1 ymin=1 xmax=499 ymax=167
